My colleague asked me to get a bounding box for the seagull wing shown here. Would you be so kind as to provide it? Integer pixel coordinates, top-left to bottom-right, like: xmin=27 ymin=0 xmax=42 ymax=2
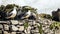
xmin=8 ymin=13 xmax=13 ymax=17
xmin=21 ymin=11 xmax=31 ymax=19
xmin=6 ymin=10 xmax=17 ymax=19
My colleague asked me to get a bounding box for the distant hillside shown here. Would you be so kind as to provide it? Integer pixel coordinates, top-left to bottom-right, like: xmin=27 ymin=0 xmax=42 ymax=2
xmin=38 ymin=13 xmax=52 ymax=19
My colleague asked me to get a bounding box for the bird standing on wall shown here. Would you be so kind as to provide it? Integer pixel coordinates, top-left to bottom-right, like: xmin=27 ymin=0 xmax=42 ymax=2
xmin=21 ymin=10 xmax=36 ymax=20
xmin=21 ymin=10 xmax=32 ymax=20
xmin=6 ymin=7 xmax=17 ymax=19
xmin=22 ymin=10 xmax=31 ymax=18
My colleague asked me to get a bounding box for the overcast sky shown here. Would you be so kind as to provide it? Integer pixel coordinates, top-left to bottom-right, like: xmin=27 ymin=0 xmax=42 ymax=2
xmin=0 ymin=0 xmax=60 ymax=15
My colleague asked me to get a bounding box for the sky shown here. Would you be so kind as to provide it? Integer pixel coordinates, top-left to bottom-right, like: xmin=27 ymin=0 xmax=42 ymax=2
xmin=0 ymin=0 xmax=60 ymax=15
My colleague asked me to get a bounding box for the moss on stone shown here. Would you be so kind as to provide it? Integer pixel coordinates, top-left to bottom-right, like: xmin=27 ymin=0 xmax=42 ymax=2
xmin=24 ymin=21 xmax=29 ymax=29
xmin=38 ymin=23 xmax=43 ymax=34
xmin=49 ymin=21 xmax=60 ymax=30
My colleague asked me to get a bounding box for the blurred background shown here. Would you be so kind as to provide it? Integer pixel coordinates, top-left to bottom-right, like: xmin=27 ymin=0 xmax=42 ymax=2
xmin=0 ymin=0 xmax=60 ymax=15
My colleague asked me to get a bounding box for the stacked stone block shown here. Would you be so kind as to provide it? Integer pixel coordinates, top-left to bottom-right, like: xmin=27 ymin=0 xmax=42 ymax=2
xmin=0 ymin=19 xmax=55 ymax=34
xmin=0 ymin=20 xmax=25 ymax=34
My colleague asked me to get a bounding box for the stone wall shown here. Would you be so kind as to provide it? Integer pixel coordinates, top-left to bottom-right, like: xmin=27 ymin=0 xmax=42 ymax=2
xmin=0 ymin=19 xmax=55 ymax=34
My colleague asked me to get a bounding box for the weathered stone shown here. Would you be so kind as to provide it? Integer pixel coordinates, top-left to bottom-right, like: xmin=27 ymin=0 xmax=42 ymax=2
xmin=28 ymin=20 xmax=33 ymax=22
xmin=25 ymin=26 xmax=31 ymax=34
xmin=0 ymin=18 xmax=55 ymax=34
xmin=3 ymin=24 xmax=9 ymax=30
xmin=28 ymin=21 xmax=36 ymax=26
xmin=32 ymin=21 xmax=36 ymax=25
xmin=0 ymin=30 xmax=2 ymax=34
xmin=11 ymin=32 xmax=16 ymax=34
xmin=4 ymin=31 xmax=10 ymax=34
xmin=0 ymin=24 xmax=3 ymax=29
xmin=0 ymin=21 xmax=10 ymax=24
xmin=28 ymin=22 xmax=33 ymax=26
xmin=12 ymin=25 xmax=18 ymax=31
xmin=48 ymin=30 xmax=54 ymax=34
xmin=36 ymin=23 xmax=40 ymax=26
xmin=18 ymin=26 xmax=24 ymax=31
xmin=11 ymin=20 xmax=18 ymax=25
xmin=35 ymin=29 xmax=39 ymax=33
xmin=55 ymin=29 xmax=60 ymax=34
xmin=19 ymin=22 xmax=24 ymax=25
xmin=44 ymin=28 xmax=50 ymax=34
xmin=31 ymin=29 xmax=39 ymax=33
xmin=16 ymin=32 xmax=25 ymax=34
xmin=34 ymin=33 xmax=40 ymax=34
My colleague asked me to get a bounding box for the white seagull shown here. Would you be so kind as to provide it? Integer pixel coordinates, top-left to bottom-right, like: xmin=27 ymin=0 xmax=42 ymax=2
xmin=21 ymin=10 xmax=31 ymax=19
xmin=6 ymin=7 xmax=17 ymax=19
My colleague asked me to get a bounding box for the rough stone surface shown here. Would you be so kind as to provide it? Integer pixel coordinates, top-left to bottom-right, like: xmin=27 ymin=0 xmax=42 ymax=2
xmin=0 ymin=19 xmax=56 ymax=34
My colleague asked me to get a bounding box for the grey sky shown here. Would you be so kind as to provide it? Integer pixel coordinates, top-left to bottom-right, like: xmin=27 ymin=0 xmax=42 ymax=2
xmin=0 ymin=0 xmax=60 ymax=15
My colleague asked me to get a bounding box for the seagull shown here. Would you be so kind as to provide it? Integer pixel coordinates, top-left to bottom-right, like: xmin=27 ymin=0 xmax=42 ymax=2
xmin=21 ymin=10 xmax=37 ymax=20
xmin=21 ymin=10 xmax=31 ymax=19
xmin=6 ymin=7 xmax=17 ymax=19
